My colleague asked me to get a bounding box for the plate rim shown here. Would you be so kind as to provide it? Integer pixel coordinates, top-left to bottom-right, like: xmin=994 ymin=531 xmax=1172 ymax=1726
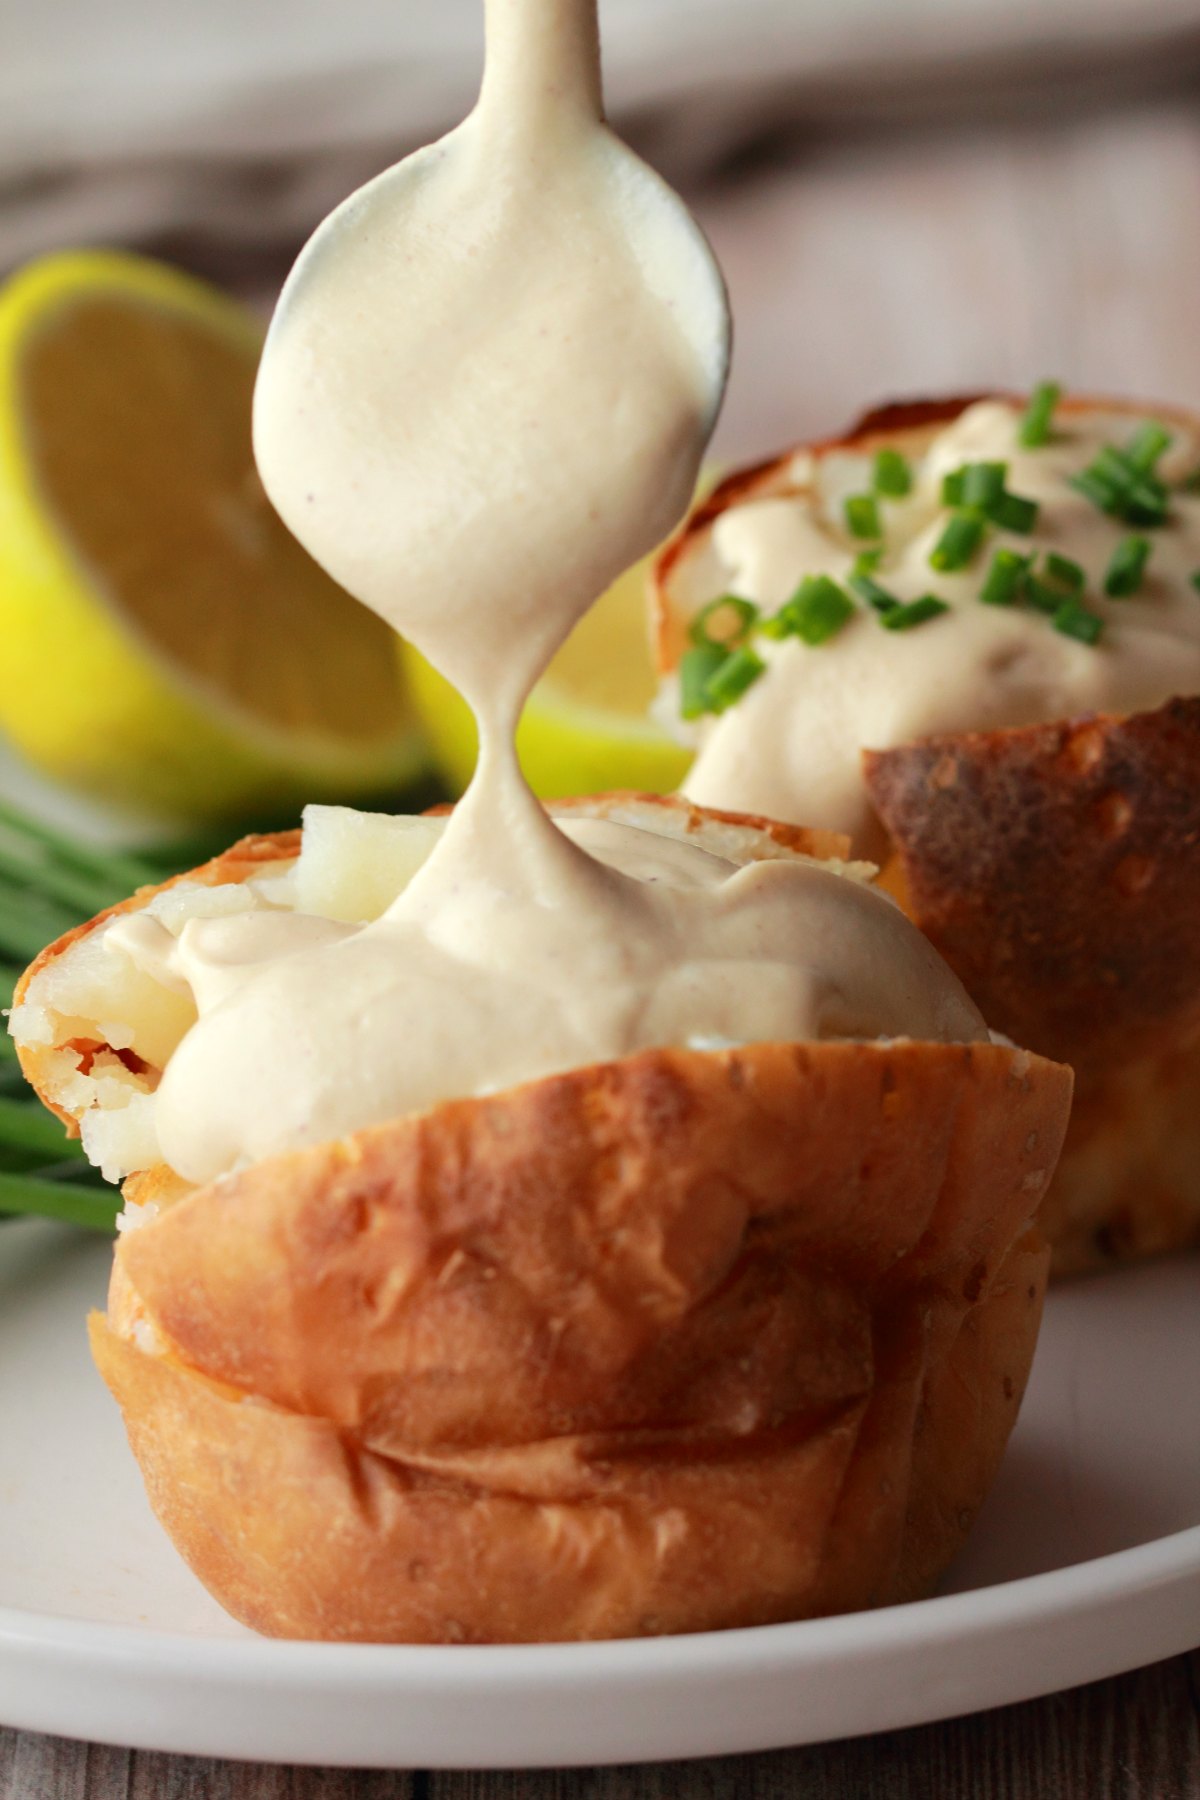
xmin=2 ymin=1518 xmax=1197 ymax=1678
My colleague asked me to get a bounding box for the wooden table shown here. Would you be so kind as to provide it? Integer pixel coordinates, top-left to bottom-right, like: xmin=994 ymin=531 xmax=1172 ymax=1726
xmin=4 ymin=82 xmax=1200 ymax=1800
xmin=2 ymin=1651 xmax=1197 ymax=1795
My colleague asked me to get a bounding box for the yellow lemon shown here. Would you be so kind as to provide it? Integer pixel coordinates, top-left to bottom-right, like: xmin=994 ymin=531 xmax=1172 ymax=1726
xmin=0 ymin=249 xmax=425 ymax=821
xmin=401 ymin=551 xmax=692 ymax=798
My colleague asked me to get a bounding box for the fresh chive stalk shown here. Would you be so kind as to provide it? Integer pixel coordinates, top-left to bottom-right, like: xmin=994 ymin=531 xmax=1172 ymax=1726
xmin=961 ymin=462 xmax=1008 ymax=510
xmin=1044 ymin=553 xmax=1084 ymax=592
xmin=930 ymin=511 xmax=985 ymax=573
xmin=688 ymin=594 xmax=759 ymax=649
xmin=1126 ymin=421 xmax=1172 ymax=475
xmin=0 ymin=1097 xmax=86 ymax=1163
xmin=979 ymin=549 xmax=1031 ymax=607
xmin=872 ymin=448 xmax=911 ymax=498
xmin=1018 ymin=381 xmax=1061 ymax=449
xmin=765 ymin=576 xmax=856 ymax=645
xmin=880 ymin=595 xmax=950 ymax=632
xmin=1053 ymin=600 xmax=1105 ymax=646
xmin=848 ymin=569 xmax=899 ymax=614
xmin=0 ymin=1171 xmax=119 ymax=1233
xmin=990 ymin=491 xmax=1039 ymax=534
xmin=844 ymin=493 xmax=882 ymax=540
xmin=705 ymin=645 xmax=767 ymax=711
xmin=1104 ymin=535 xmax=1152 ymax=598
xmin=679 ymin=643 xmax=727 ymax=720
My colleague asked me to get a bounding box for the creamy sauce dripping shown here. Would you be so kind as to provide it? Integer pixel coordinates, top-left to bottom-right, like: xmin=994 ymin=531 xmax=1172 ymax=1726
xmin=680 ymin=401 xmax=1200 ymax=852
xmin=105 ymin=0 xmax=985 ymax=1185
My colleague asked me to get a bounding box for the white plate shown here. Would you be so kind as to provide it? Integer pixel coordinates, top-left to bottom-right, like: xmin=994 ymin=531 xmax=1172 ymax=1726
xmin=0 ymin=1217 xmax=1197 ymax=1769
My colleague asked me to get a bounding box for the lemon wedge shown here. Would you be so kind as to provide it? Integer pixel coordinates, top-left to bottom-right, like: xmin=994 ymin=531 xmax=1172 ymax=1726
xmin=401 ymin=551 xmax=692 ymax=798
xmin=0 ymin=250 xmax=424 ymax=821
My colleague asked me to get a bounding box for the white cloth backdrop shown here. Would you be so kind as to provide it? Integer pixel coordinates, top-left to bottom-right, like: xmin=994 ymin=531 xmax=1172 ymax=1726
xmin=3 ymin=0 xmax=1199 ymax=266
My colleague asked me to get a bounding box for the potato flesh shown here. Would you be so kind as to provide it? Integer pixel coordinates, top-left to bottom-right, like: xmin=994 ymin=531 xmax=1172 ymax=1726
xmin=11 ymin=802 xmax=857 ymax=1182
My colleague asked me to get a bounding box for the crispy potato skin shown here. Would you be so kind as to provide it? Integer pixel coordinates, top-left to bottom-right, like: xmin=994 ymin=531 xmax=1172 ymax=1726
xmin=95 ymin=1039 xmax=1066 ymax=1642
xmin=865 ymin=702 xmax=1200 ymax=1273
xmin=654 ymin=394 xmax=1200 ymax=1275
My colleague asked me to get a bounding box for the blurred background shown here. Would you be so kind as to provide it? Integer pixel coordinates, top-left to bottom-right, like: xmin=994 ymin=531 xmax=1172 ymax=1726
xmin=2 ymin=0 xmax=1200 ymax=843
xmin=8 ymin=0 xmax=1200 ymax=453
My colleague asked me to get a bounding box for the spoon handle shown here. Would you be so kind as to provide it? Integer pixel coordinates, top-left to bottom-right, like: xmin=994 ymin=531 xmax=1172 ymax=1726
xmin=477 ymin=0 xmax=603 ymax=133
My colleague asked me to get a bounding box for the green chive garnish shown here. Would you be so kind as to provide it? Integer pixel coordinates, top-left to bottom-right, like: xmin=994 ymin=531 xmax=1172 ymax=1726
xmin=705 ymin=644 xmax=767 ymax=711
xmin=765 ymin=575 xmax=856 ymax=645
xmin=940 ymin=462 xmax=1038 ymax=533
xmin=930 ymin=511 xmax=985 ymax=573
xmin=979 ymin=549 xmax=1030 ymax=607
xmin=853 ymin=548 xmax=884 ymax=575
xmin=880 ymin=595 xmax=950 ymax=632
xmin=989 ymin=491 xmax=1039 ymax=534
xmin=844 ymin=493 xmax=882 ymax=539
xmin=1072 ymin=443 xmax=1170 ymax=527
xmin=1018 ymin=381 xmax=1061 ymax=449
xmin=679 ymin=643 xmax=727 ymax=719
xmin=848 ymin=569 xmax=899 ymax=614
xmin=688 ymin=594 xmax=759 ymax=649
xmin=1044 ymin=552 xmax=1084 ymax=591
xmin=1126 ymin=421 xmax=1172 ymax=475
xmin=1104 ymin=535 xmax=1152 ymax=598
xmin=961 ymin=462 xmax=1008 ymax=510
xmin=1191 ymin=571 xmax=1200 ymax=593
xmin=1053 ymin=600 xmax=1104 ymax=646
xmin=1023 ymin=575 xmax=1062 ymax=615
xmin=872 ymin=448 xmax=911 ymax=498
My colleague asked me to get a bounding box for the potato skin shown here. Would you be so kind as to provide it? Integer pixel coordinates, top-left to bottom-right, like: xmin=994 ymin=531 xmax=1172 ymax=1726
xmin=865 ymin=701 xmax=1200 ymax=1273
xmin=654 ymin=394 xmax=1200 ymax=1274
xmin=94 ymin=1038 xmax=1068 ymax=1642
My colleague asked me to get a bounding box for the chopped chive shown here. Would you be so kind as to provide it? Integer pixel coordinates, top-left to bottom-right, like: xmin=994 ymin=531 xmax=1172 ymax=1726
xmin=679 ymin=643 xmax=727 ymax=720
xmin=1126 ymin=421 xmax=1172 ymax=475
xmin=765 ymin=575 xmax=856 ymax=645
xmin=1104 ymin=535 xmax=1152 ymax=598
xmin=930 ymin=511 xmax=985 ymax=573
xmin=880 ymin=595 xmax=950 ymax=632
xmin=941 ymin=461 xmax=1038 ymax=532
xmin=989 ymin=491 xmax=1040 ymax=534
xmin=1072 ymin=447 xmax=1170 ymax=527
xmin=705 ymin=644 xmax=767 ymax=711
xmin=1192 ymin=570 xmax=1200 ymax=593
xmin=1044 ymin=552 xmax=1085 ymax=592
xmin=848 ymin=570 xmax=899 ymax=614
xmin=1125 ymin=478 xmax=1170 ymax=527
xmin=1053 ymin=600 xmax=1105 ymax=646
xmin=853 ymin=547 xmax=884 ymax=575
xmin=1018 ymin=381 xmax=1061 ymax=449
xmin=961 ymin=462 xmax=1008 ymax=510
xmin=844 ymin=493 xmax=882 ymax=540
xmin=872 ymin=448 xmax=911 ymax=498
xmin=688 ymin=594 xmax=759 ymax=650
xmin=979 ymin=549 xmax=1031 ymax=607
xmin=1023 ymin=575 xmax=1063 ymax=615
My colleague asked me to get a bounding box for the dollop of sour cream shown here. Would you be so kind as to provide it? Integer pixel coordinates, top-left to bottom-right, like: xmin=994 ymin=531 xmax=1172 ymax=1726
xmin=679 ymin=399 xmax=1200 ymax=852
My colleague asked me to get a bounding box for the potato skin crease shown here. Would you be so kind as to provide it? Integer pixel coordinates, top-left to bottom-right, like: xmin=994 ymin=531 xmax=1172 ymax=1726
xmin=653 ymin=395 xmax=1200 ymax=1275
xmin=93 ymin=1037 xmax=1067 ymax=1643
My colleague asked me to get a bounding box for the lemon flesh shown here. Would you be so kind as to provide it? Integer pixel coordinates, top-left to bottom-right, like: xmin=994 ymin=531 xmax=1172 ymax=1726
xmin=0 ymin=251 xmax=424 ymax=821
xmin=402 ymin=555 xmax=692 ymax=798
